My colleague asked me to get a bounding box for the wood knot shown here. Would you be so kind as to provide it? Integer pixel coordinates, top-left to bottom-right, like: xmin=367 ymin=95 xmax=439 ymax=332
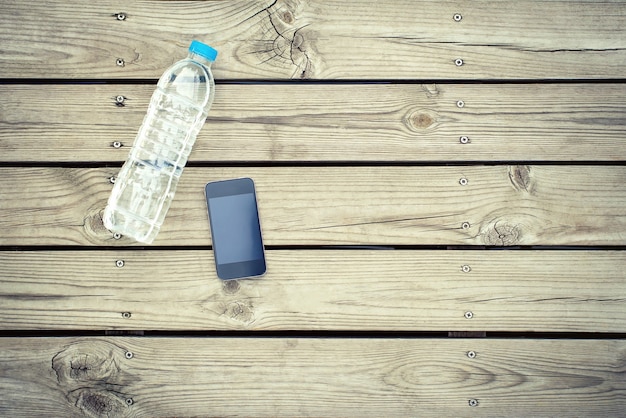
xmin=51 ymin=340 xmax=135 ymax=416
xmin=291 ymin=32 xmax=304 ymax=49
xmin=508 ymin=165 xmax=533 ymax=193
xmin=407 ymin=110 xmax=436 ymax=131
xmin=70 ymin=388 xmax=129 ymax=418
xmin=483 ymin=221 xmax=522 ymax=246
xmin=281 ymin=10 xmax=294 ymax=24
xmin=421 ymin=84 xmax=440 ymax=98
xmin=222 ymin=279 xmax=240 ymax=295
xmin=52 ymin=341 xmax=123 ymax=385
xmin=244 ymin=2 xmax=314 ymax=79
xmin=221 ymin=300 xmax=255 ymax=325
xmin=84 ymin=209 xmax=119 ymax=244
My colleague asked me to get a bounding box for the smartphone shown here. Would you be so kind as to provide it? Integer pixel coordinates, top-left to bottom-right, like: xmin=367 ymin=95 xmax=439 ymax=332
xmin=204 ymin=178 xmax=266 ymax=280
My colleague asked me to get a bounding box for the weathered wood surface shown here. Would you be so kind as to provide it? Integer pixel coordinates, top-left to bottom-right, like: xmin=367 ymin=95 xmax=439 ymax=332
xmin=1 ymin=0 xmax=625 ymax=416
xmin=2 ymin=0 xmax=625 ymax=80
xmin=1 ymin=166 xmax=624 ymax=246
xmin=1 ymin=250 xmax=624 ymax=332
xmin=2 ymin=83 xmax=625 ymax=162
xmin=0 ymin=337 xmax=624 ymax=417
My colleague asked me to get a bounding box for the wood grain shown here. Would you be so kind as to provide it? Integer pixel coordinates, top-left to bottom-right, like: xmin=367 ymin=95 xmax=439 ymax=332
xmin=0 ymin=337 xmax=624 ymax=417
xmin=0 ymin=166 xmax=624 ymax=246
xmin=2 ymin=83 xmax=625 ymax=162
xmin=0 ymin=250 xmax=624 ymax=332
xmin=1 ymin=0 xmax=625 ymax=79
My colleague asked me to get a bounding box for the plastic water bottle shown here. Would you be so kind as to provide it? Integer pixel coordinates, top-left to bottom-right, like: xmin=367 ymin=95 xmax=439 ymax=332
xmin=103 ymin=40 xmax=217 ymax=243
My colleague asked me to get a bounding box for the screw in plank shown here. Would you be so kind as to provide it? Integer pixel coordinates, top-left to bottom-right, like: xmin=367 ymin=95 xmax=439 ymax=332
xmin=453 ymin=13 xmax=463 ymax=22
xmin=455 ymin=58 xmax=464 ymax=67
xmin=116 ymin=259 xmax=125 ymax=268
xmin=459 ymin=178 xmax=468 ymax=186
xmin=126 ymin=397 xmax=134 ymax=406
xmin=115 ymin=12 xmax=127 ymax=21
xmin=112 ymin=141 xmax=122 ymax=148
xmin=465 ymin=311 xmax=474 ymax=319
xmin=115 ymin=95 xmax=126 ymax=105
xmin=467 ymin=350 xmax=476 ymax=359
xmin=116 ymin=58 xmax=125 ymax=67
xmin=456 ymin=100 xmax=465 ymax=108
xmin=113 ymin=232 xmax=122 ymax=240
xmin=125 ymin=351 xmax=134 ymax=359
xmin=462 ymin=222 xmax=471 ymax=230
xmin=461 ymin=265 xmax=471 ymax=273
xmin=468 ymin=399 xmax=479 ymax=407
xmin=459 ymin=136 xmax=470 ymax=144
xmin=122 ymin=312 xmax=132 ymax=319
xmin=109 ymin=176 xmax=116 ymax=184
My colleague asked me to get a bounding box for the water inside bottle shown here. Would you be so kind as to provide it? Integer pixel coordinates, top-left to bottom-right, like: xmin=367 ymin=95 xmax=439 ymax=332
xmin=104 ymin=88 xmax=208 ymax=243
xmin=103 ymin=44 xmax=215 ymax=244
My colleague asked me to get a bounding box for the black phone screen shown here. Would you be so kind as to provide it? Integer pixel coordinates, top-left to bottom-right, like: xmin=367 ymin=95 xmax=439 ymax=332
xmin=205 ymin=178 xmax=266 ymax=280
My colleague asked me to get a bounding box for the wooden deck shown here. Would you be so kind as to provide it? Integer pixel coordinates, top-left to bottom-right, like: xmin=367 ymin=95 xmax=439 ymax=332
xmin=1 ymin=1 xmax=625 ymax=416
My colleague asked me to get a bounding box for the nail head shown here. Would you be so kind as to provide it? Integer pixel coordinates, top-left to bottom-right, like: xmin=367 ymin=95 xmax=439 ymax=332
xmin=459 ymin=178 xmax=468 ymax=186
xmin=126 ymin=397 xmax=134 ymax=405
xmin=122 ymin=312 xmax=132 ymax=319
xmin=465 ymin=311 xmax=474 ymax=319
xmin=116 ymin=259 xmax=125 ymax=268
xmin=456 ymin=100 xmax=465 ymax=108
xmin=115 ymin=95 xmax=125 ymax=104
xmin=113 ymin=232 xmax=122 ymax=240
xmin=116 ymin=13 xmax=127 ymax=21
xmin=116 ymin=58 xmax=125 ymax=67
xmin=125 ymin=351 xmax=134 ymax=359
xmin=462 ymin=222 xmax=471 ymax=230
xmin=469 ymin=399 xmax=479 ymax=407
xmin=462 ymin=265 xmax=471 ymax=273
xmin=454 ymin=13 xmax=463 ymax=22
xmin=455 ymin=58 xmax=464 ymax=67
xmin=460 ymin=136 xmax=470 ymax=144
xmin=112 ymin=141 xmax=122 ymax=148
xmin=467 ymin=350 xmax=476 ymax=359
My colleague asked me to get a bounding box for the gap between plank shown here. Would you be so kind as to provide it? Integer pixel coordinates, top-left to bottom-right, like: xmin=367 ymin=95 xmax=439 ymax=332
xmin=0 ymin=330 xmax=625 ymax=339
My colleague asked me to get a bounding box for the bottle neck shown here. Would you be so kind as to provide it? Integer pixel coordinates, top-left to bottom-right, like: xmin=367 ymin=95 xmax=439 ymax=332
xmin=188 ymin=52 xmax=214 ymax=68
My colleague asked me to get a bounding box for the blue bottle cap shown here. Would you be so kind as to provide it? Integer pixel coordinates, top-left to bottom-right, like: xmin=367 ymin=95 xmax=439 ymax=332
xmin=189 ymin=40 xmax=218 ymax=62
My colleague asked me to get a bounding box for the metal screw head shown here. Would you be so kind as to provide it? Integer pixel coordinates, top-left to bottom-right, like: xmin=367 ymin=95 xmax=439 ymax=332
xmin=462 ymin=222 xmax=471 ymax=230
xmin=467 ymin=350 xmax=476 ymax=359
xmin=126 ymin=397 xmax=134 ymax=406
xmin=115 ymin=95 xmax=125 ymax=104
xmin=460 ymin=136 xmax=470 ymax=144
xmin=456 ymin=100 xmax=465 ymax=108
xmin=462 ymin=265 xmax=471 ymax=273
xmin=109 ymin=176 xmax=116 ymax=184
xmin=116 ymin=13 xmax=127 ymax=21
xmin=459 ymin=178 xmax=468 ymax=186
xmin=453 ymin=13 xmax=463 ymax=22
xmin=112 ymin=141 xmax=122 ymax=148
xmin=116 ymin=259 xmax=125 ymax=268
xmin=465 ymin=311 xmax=474 ymax=319
xmin=125 ymin=351 xmax=134 ymax=359
xmin=455 ymin=58 xmax=464 ymax=67
xmin=116 ymin=58 xmax=125 ymax=67
xmin=468 ymin=399 xmax=479 ymax=407
xmin=122 ymin=312 xmax=132 ymax=319
xmin=113 ymin=232 xmax=122 ymax=240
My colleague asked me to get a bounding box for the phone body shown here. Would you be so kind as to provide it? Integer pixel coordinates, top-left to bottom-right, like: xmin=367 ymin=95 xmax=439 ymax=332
xmin=204 ymin=178 xmax=266 ymax=280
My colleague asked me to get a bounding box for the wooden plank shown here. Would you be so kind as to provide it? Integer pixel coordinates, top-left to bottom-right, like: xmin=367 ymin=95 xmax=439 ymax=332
xmin=0 ymin=250 xmax=624 ymax=332
xmin=0 ymin=337 xmax=624 ymax=417
xmin=1 ymin=0 xmax=625 ymax=80
xmin=2 ymin=83 xmax=625 ymax=162
xmin=1 ymin=166 xmax=624 ymax=246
